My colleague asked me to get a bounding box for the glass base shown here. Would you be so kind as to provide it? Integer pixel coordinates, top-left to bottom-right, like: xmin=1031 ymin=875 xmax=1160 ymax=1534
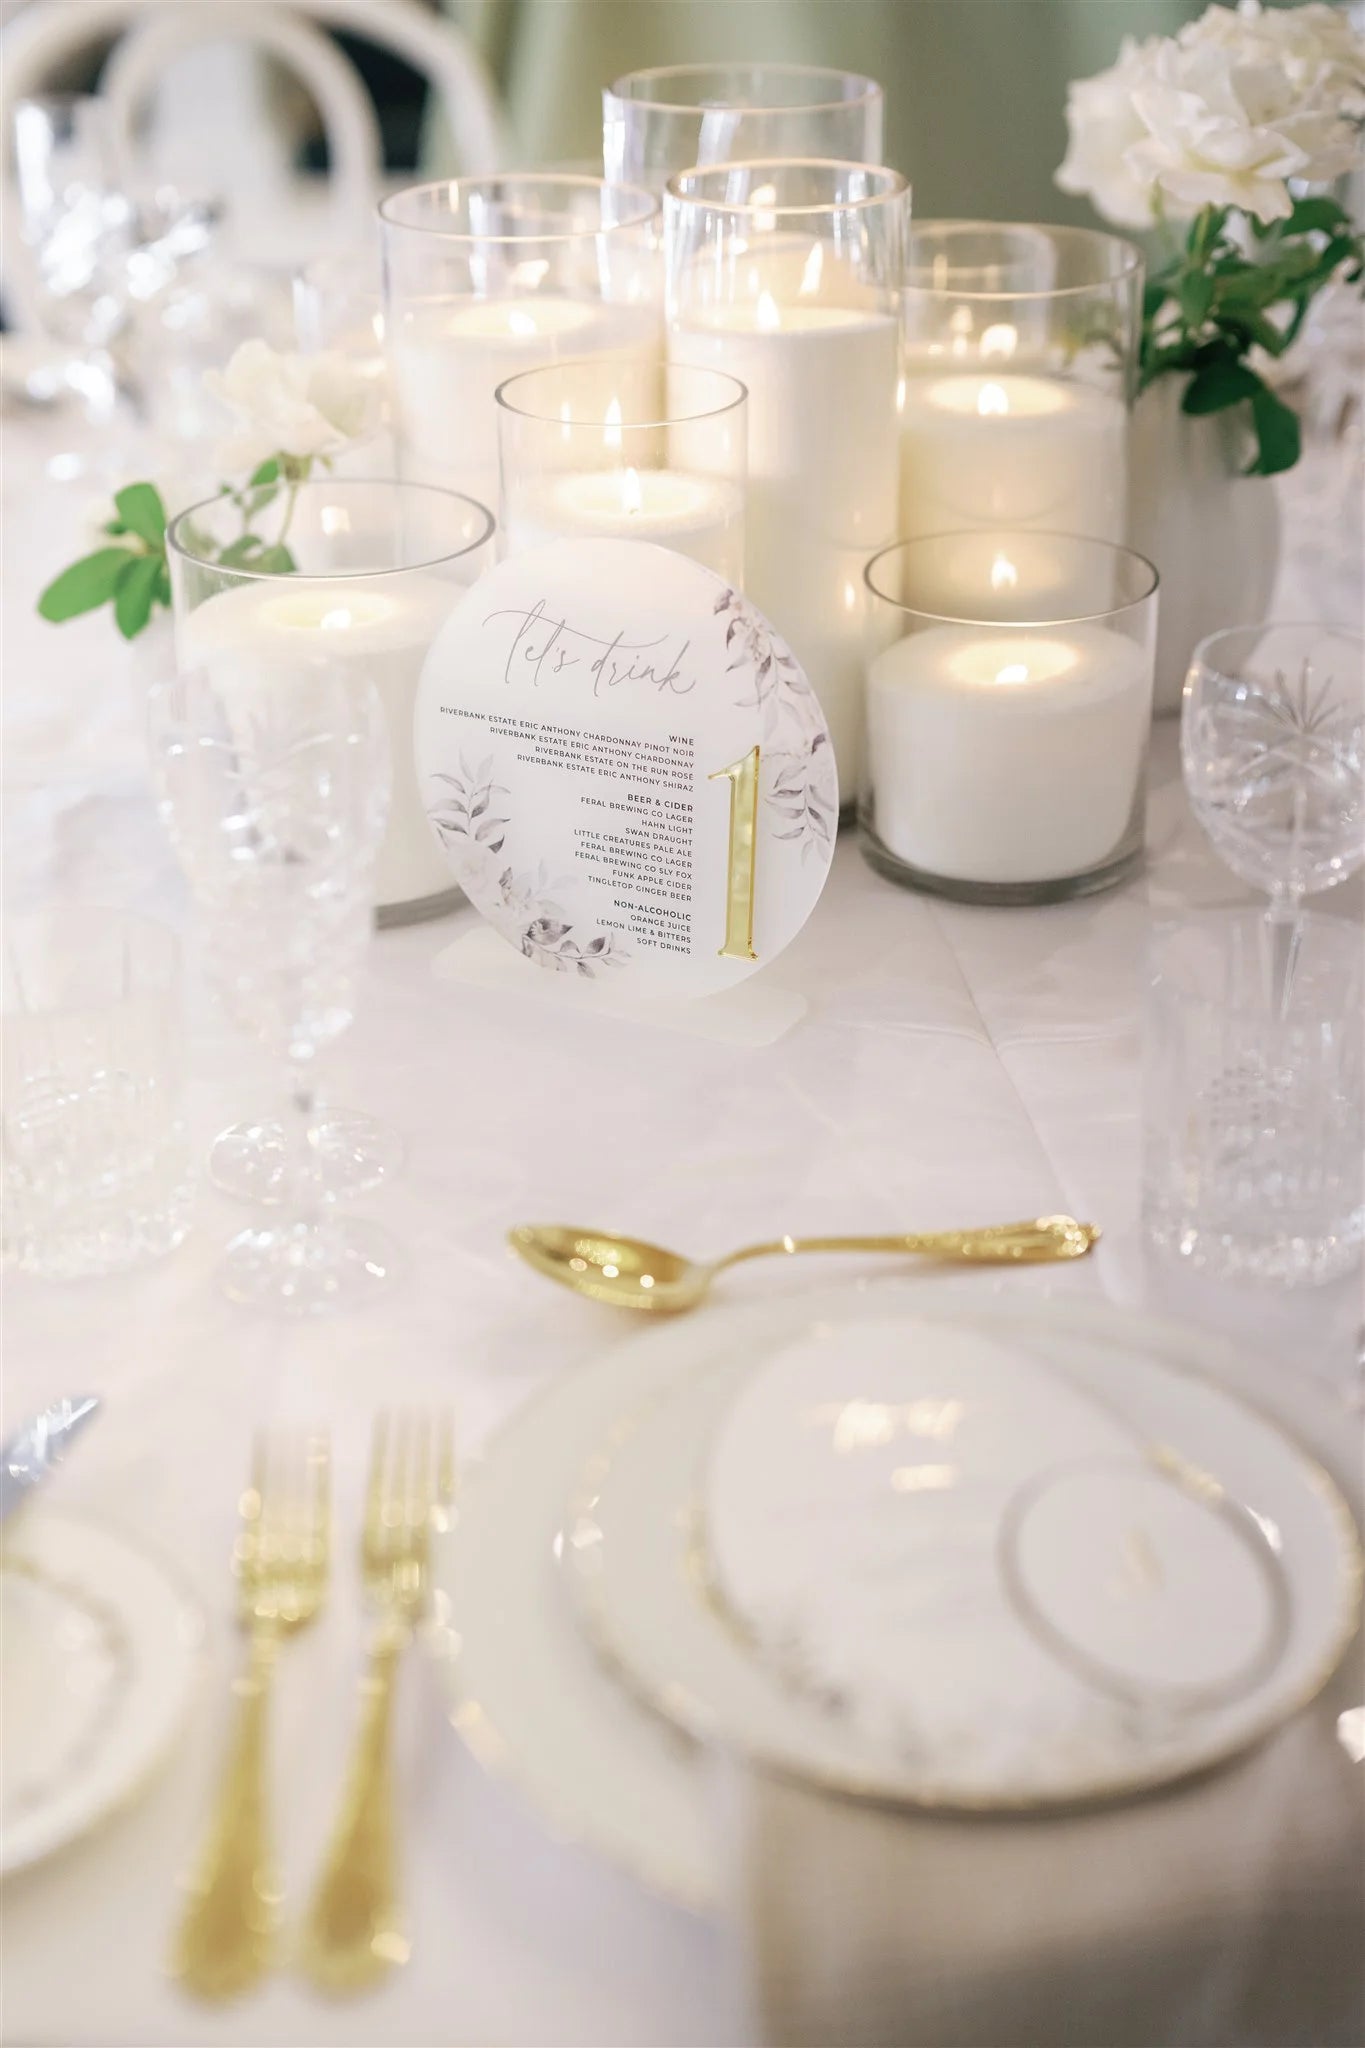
xmin=209 ymin=1112 xmax=403 ymax=1206
xmin=859 ymin=822 xmax=1142 ymax=906
xmin=221 ymin=1214 xmax=398 ymax=1315
xmin=1146 ymin=1207 xmax=1364 ymax=1288
xmin=376 ymin=885 xmax=464 ymax=929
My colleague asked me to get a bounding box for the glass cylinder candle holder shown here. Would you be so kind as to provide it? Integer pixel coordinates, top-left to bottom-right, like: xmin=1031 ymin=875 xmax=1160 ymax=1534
xmin=295 ymin=250 xmax=388 ymax=395
xmin=862 ymin=531 xmax=1158 ymax=904
xmin=899 ymin=222 xmax=1143 ymax=548
xmin=496 ymin=358 xmax=746 ymax=582
xmin=604 ymin=63 xmax=883 ymax=193
xmin=379 ymin=176 xmax=662 ymax=515
xmin=168 ymin=476 xmax=494 ymax=925
xmin=666 ymin=160 xmax=908 ymax=795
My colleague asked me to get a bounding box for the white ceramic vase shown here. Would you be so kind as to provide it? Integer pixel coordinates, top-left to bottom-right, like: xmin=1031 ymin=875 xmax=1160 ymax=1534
xmin=1128 ymin=376 xmax=1282 ymax=716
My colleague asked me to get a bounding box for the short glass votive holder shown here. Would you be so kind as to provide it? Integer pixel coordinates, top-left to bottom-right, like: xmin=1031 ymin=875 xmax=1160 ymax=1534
xmin=496 ymin=358 xmax=746 ymax=581
xmin=379 ymin=176 xmax=661 ymax=512
xmin=1143 ymin=911 xmax=1364 ymax=1286
xmin=861 ymin=531 xmax=1158 ymax=903
xmin=167 ymin=476 xmax=494 ymax=925
xmin=2 ymin=908 xmax=194 ymax=1278
xmin=899 ymin=222 xmax=1143 ymax=547
xmin=604 ymin=62 xmax=883 ymax=192
xmin=666 ymin=159 xmax=908 ymax=793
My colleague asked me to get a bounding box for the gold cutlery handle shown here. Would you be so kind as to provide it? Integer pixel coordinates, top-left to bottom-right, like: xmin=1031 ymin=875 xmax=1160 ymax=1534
xmin=714 ymin=1218 xmax=1096 ymax=1271
xmin=171 ymin=1625 xmax=281 ymax=2002
xmin=300 ymin=1630 xmax=408 ymax=1994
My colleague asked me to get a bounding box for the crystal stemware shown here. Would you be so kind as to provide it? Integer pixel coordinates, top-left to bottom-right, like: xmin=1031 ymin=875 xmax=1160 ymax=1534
xmin=1181 ymin=621 xmax=1365 ymax=1006
xmin=148 ymin=664 xmax=396 ymax=1312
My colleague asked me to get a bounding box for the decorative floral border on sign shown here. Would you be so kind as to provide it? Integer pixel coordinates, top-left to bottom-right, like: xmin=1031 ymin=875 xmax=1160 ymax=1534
xmin=713 ymin=588 xmax=837 ymax=862
xmin=428 ymin=754 xmax=629 ymax=978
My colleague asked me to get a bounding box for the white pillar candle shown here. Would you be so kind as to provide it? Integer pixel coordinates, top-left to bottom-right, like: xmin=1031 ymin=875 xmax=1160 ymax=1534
xmin=899 ymin=372 xmax=1127 ymax=549
xmin=179 ymin=575 xmax=461 ymax=914
xmin=502 ymin=464 xmax=743 ymax=580
xmin=867 ymin=623 xmax=1152 ymax=884
xmin=389 ymin=295 xmax=661 ymax=509
xmin=670 ymin=293 xmax=900 ymax=791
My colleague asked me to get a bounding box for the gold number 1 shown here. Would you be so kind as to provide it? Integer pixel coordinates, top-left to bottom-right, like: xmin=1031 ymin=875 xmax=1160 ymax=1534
xmin=709 ymin=744 xmax=760 ymax=961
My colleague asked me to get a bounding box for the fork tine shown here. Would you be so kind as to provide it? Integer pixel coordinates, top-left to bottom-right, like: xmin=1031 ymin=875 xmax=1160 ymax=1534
xmin=307 ymin=1433 xmax=330 ymax=1566
xmin=387 ymin=1411 xmax=412 ymax=1536
xmin=435 ymin=1410 xmax=456 ymax=1525
xmin=366 ymin=1411 xmax=391 ymax=1551
xmin=408 ymin=1411 xmax=432 ymax=1548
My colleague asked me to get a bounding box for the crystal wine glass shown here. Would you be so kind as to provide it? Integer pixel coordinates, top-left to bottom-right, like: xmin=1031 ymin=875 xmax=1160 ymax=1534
xmin=148 ymin=663 xmax=396 ymax=1313
xmin=1181 ymin=621 xmax=1365 ymax=1005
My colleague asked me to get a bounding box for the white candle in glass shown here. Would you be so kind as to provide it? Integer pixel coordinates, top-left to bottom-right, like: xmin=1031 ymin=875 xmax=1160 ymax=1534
xmin=899 ymin=370 xmax=1127 ymax=545
xmin=389 ymin=295 xmax=660 ymax=506
xmin=180 ymin=576 xmax=459 ymax=913
xmin=670 ymin=288 xmax=900 ymax=790
xmin=867 ymin=623 xmax=1152 ymax=883
xmin=503 ymin=463 xmax=742 ymax=579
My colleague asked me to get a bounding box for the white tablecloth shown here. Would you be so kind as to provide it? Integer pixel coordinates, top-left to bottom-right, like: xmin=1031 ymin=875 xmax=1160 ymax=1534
xmin=2 ymin=393 xmax=1362 ymax=2047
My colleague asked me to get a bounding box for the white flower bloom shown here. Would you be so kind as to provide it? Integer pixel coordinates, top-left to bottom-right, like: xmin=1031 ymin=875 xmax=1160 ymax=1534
xmin=205 ymin=339 xmax=381 ymax=477
xmin=1057 ymin=35 xmax=1168 ymax=228
xmin=1056 ymin=1 xmax=1365 ymax=227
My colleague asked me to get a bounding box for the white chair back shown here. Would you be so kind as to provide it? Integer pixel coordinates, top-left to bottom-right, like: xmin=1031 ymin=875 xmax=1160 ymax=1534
xmin=1 ymin=0 xmax=508 ymax=328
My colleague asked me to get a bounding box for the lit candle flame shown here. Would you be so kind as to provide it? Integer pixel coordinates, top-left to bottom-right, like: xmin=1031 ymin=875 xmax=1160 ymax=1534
xmin=990 ymin=552 xmax=1018 ymax=593
xmin=751 ymin=182 xmax=778 ymax=234
xmin=604 ymin=396 xmax=623 ymax=453
xmin=622 ymin=466 xmax=643 ymax=515
xmin=977 ymin=381 xmax=1010 ymax=417
xmin=508 ymin=307 xmax=538 ymax=338
xmin=756 ymin=290 xmax=782 ymax=332
xmin=995 ymin=662 xmax=1031 ymax=686
xmin=799 ymin=242 xmax=824 ymax=296
xmin=981 ymin=322 xmax=1018 ymax=359
xmin=320 ymin=607 xmax=353 ymax=631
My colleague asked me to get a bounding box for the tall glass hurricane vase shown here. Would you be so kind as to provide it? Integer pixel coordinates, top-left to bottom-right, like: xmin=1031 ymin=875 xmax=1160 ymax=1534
xmin=899 ymin=222 xmax=1143 ymax=549
xmin=380 ymin=176 xmax=661 ymax=515
xmin=604 ymin=64 xmax=883 ymax=193
xmin=666 ymin=160 xmax=908 ymax=795
xmin=149 ymin=666 xmax=394 ymax=1314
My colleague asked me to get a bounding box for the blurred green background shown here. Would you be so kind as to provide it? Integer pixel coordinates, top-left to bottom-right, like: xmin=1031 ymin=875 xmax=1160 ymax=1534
xmin=442 ymin=0 xmax=1212 ymax=223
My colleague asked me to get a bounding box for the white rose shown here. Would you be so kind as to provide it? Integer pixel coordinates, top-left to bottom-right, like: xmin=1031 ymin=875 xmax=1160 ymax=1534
xmin=1186 ymin=1 xmax=1365 ymax=116
xmin=1129 ymin=29 xmax=1357 ymax=222
xmin=205 ymin=339 xmax=381 ymax=477
xmin=1056 ymin=35 xmax=1169 ymax=228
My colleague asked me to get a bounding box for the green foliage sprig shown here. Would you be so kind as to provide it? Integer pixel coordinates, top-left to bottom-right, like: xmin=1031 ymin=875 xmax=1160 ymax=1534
xmin=1141 ymin=195 xmax=1364 ymax=477
xmin=38 ymin=455 xmax=310 ymax=641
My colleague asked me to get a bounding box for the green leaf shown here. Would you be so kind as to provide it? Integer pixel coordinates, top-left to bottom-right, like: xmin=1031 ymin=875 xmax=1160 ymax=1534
xmin=37 ymin=547 xmax=137 ymax=623
xmin=217 ymin=534 xmax=266 ymax=567
xmin=1179 ymin=271 xmax=1214 ymax=326
xmin=252 ymin=544 xmax=296 ymax=575
xmin=1143 ymin=280 xmax=1173 ymax=322
xmin=154 ymin=560 xmax=172 ymax=607
xmin=113 ymin=481 xmax=166 ymax=549
xmin=1182 ymin=359 xmax=1261 ymax=415
xmin=113 ymin=554 xmax=162 ymax=640
xmin=248 ymin=457 xmax=280 ymax=487
xmin=1246 ymin=383 xmax=1301 ymax=477
xmin=1282 ymin=195 xmax=1352 ymax=238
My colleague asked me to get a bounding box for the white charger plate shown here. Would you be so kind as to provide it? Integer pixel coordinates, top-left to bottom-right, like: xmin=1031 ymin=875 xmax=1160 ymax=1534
xmin=431 ymin=1284 xmax=1361 ymax=1911
xmin=1 ymin=1512 xmax=203 ymax=1877
xmin=566 ymin=1310 xmax=1360 ymax=1810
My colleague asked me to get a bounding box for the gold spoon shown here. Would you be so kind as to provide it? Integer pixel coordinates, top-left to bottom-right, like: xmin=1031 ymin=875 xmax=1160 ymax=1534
xmin=508 ymin=1215 xmax=1099 ymax=1315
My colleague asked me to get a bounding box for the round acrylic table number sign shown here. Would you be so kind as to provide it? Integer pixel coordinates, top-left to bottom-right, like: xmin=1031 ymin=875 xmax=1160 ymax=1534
xmin=415 ymin=538 xmax=837 ymax=996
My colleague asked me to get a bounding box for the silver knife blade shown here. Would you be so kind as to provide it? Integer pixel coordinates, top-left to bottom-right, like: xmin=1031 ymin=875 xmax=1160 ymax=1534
xmin=0 ymin=1396 xmax=102 ymax=1524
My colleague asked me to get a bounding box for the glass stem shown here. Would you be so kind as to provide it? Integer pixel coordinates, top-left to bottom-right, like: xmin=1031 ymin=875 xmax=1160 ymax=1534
xmin=290 ymin=1060 xmax=321 ymax=1226
xmin=1266 ymin=889 xmax=1303 ymax=1022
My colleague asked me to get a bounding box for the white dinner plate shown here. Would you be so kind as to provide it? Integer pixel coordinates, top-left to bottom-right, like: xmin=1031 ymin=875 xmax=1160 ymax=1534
xmin=566 ymin=1310 xmax=1360 ymax=1810
xmin=0 ymin=1512 xmax=204 ymax=1878
xmin=431 ymin=1283 xmax=1362 ymax=1911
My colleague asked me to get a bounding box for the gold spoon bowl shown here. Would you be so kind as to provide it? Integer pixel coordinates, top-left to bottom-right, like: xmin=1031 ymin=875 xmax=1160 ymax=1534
xmin=508 ymin=1216 xmax=1099 ymax=1315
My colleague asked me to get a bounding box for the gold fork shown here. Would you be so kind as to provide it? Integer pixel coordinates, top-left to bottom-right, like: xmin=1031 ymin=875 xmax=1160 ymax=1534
xmin=299 ymin=1409 xmax=456 ymax=1995
xmin=171 ymin=1430 xmax=330 ymax=2002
